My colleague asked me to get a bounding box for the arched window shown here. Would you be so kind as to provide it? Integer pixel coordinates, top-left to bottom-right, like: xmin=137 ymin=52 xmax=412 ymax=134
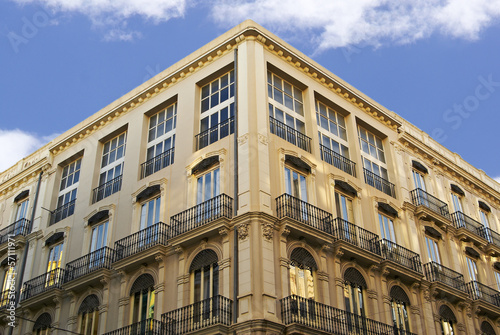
xmin=439 ymin=305 xmax=456 ymax=335
xmin=78 ymin=294 xmax=100 ymax=335
xmin=190 ymin=250 xmax=219 ymax=322
xmin=481 ymin=320 xmax=496 ymax=335
xmin=344 ymin=268 xmax=367 ymax=317
xmin=390 ymin=286 xmax=411 ymax=332
xmin=289 ymin=248 xmax=317 ymax=300
xmin=33 ymin=313 xmax=51 ymax=335
xmin=130 ymin=274 xmax=155 ymax=325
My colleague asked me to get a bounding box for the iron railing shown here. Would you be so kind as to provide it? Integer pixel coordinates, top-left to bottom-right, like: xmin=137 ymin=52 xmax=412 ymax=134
xmin=332 ymin=218 xmax=381 ymax=255
xmin=320 ymin=145 xmax=356 ymax=177
xmin=269 ymin=116 xmax=311 ymax=152
xmin=380 ymin=239 xmax=422 ymax=273
xmin=20 ymin=268 xmax=65 ymax=301
xmin=480 ymin=227 xmax=500 ymax=247
xmin=363 ymin=169 xmax=395 ymax=198
xmin=114 ymin=222 xmax=170 ymax=262
xmin=466 ymin=281 xmax=500 ymax=307
xmin=92 ymin=175 xmax=123 ymax=203
xmin=0 ymin=218 xmax=32 ymax=244
xmin=276 ymin=194 xmax=333 ymax=235
xmin=410 ymin=188 xmax=450 ymax=220
xmin=280 ymin=295 xmax=416 ymax=335
xmin=141 ymin=148 xmax=175 ymax=178
xmin=195 ymin=117 xmax=234 ymax=150
xmin=161 ymin=295 xmax=232 ymax=334
xmin=65 ymin=247 xmax=114 ymax=283
xmin=451 ymin=211 xmax=485 ymax=238
xmin=169 ymin=194 xmax=233 ymax=239
xmin=50 ymin=199 xmax=76 ymax=225
xmin=423 ymin=262 xmax=465 ymax=291
xmin=103 ymin=318 xmax=171 ymax=335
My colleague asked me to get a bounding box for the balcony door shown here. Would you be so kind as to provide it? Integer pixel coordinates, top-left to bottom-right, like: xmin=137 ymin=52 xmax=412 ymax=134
xmin=412 ymin=170 xmax=426 ymax=191
xmin=197 ymin=168 xmax=220 ymax=204
xmin=344 ymin=268 xmax=367 ymax=321
xmin=46 ymin=243 xmax=63 ymax=287
xmin=90 ymin=221 xmax=108 ymax=268
xmin=130 ymin=274 xmax=155 ymax=330
xmin=190 ymin=250 xmax=219 ymax=322
xmin=285 ymin=167 xmax=307 ymax=202
xmin=335 ymin=192 xmax=353 ymax=240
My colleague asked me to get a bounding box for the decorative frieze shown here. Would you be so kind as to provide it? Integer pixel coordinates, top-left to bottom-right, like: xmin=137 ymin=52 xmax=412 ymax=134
xmin=237 ymin=223 xmax=249 ymax=241
xmin=218 ymin=258 xmax=231 ymax=270
xmin=177 ymin=274 xmax=189 ymax=285
xmin=262 ymin=222 xmax=274 ymax=240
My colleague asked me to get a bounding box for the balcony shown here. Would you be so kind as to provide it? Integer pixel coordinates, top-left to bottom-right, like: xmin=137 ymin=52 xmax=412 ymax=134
xmin=140 ymin=147 xmax=175 ymax=179
xmin=104 ymin=318 xmax=171 ymax=335
xmin=169 ymin=194 xmax=233 ymax=239
xmin=0 ymin=218 xmax=32 ymax=245
xmin=481 ymin=228 xmax=500 ymax=256
xmin=114 ymin=222 xmax=170 ymax=263
xmin=20 ymin=268 xmax=65 ymax=302
xmin=50 ymin=199 xmax=76 ymax=225
xmin=410 ymin=188 xmax=450 ymax=223
xmin=332 ymin=218 xmax=381 ymax=259
xmin=363 ymin=169 xmax=395 ymax=198
xmin=270 ymin=116 xmax=311 ymax=152
xmin=380 ymin=239 xmax=422 ymax=274
xmin=161 ymin=295 xmax=232 ymax=334
xmin=280 ymin=295 xmax=416 ymax=335
xmin=195 ymin=117 xmax=234 ymax=150
xmin=466 ymin=281 xmax=500 ymax=309
xmin=276 ymin=194 xmax=333 ymax=237
xmin=320 ymin=145 xmax=356 ymax=177
xmin=64 ymin=247 xmax=114 ymax=284
xmin=92 ymin=175 xmax=122 ymax=203
xmin=451 ymin=211 xmax=487 ymax=245
xmin=424 ymin=262 xmax=465 ymax=291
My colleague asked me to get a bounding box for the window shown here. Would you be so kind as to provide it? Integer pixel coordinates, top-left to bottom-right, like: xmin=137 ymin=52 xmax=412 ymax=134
xmin=47 ymin=243 xmax=63 ymax=273
xmin=143 ymin=103 xmax=176 ymax=177
xmin=33 ymin=313 xmax=52 ymax=335
xmin=198 ymin=71 xmax=235 ymax=149
xmin=78 ymin=295 xmax=100 ymax=335
xmin=15 ymin=198 xmax=29 ymax=222
xmin=439 ymin=305 xmax=456 ymax=335
xmin=94 ymin=133 xmax=126 ymax=202
xmin=495 ymin=271 xmax=500 ymax=291
xmin=1 ymin=264 xmax=15 ymax=307
xmin=285 ymin=167 xmax=307 ymax=202
xmin=450 ymin=192 xmax=463 ymax=213
xmin=268 ymin=71 xmax=308 ymax=151
xmin=344 ymin=268 xmax=367 ymax=318
xmin=425 ymin=236 xmax=441 ymax=264
xmin=412 ymin=170 xmax=426 ymax=191
xmin=390 ymin=286 xmax=411 ymax=333
xmin=379 ymin=213 xmax=396 ymax=243
xmin=334 ymin=191 xmax=354 ymax=240
xmin=197 ymin=168 xmax=220 ymax=204
xmin=358 ymin=126 xmax=392 ymax=195
xmin=130 ymin=274 xmax=155 ymax=328
xmin=466 ymin=257 xmax=479 ymax=282
xmin=90 ymin=221 xmax=108 ymax=252
xmin=140 ymin=197 xmax=161 ymax=230
xmin=289 ymin=249 xmax=316 ymax=300
xmin=479 ymin=209 xmax=490 ymax=228
xmin=53 ymin=158 xmax=81 ymax=224
xmin=189 ymin=250 xmax=219 ymax=322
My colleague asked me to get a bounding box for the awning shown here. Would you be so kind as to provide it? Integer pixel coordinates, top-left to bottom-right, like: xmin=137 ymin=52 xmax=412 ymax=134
xmin=285 ymin=155 xmax=311 ymax=173
xmin=450 ymin=184 xmax=465 ymax=197
xmin=136 ymin=185 xmax=161 ymax=203
xmin=412 ymin=160 xmax=428 ymax=174
xmin=378 ymin=202 xmax=398 ymax=217
xmin=45 ymin=232 xmax=64 ymax=246
xmin=479 ymin=201 xmax=491 ymax=212
xmin=88 ymin=210 xmax=109 ymax=226
xmin=335 ymin=180 xmax=357 ymax=197
xmin=14 ymin=190 xmax=29 ymax=202
xmin=192 ymin=156 xmax=219 ymax=175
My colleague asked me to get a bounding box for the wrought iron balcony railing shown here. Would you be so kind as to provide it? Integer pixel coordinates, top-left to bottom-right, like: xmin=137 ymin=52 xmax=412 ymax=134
xmin=20 ymin=268 xmax=65 ymax=301
xmin=169 ymin=194 xmax=233 ymax=239
xmin=92 ymin=175 xmax=122 ymax=203
xmin=332 ymin=218 xmax=381 ymax=255
xmin=466 ymin=281 xmax=500 ymax=307
xmin=50 ymin=199 xmax=76 ymax=225
xmin=479 ymin=227 xmax=500 ymax=247
xmin=195 ymin=117 xmax=234 ymax=150
xmin=0 ymin=218 xmax=32 ymax=244
xmin=423 ymin=262 xmax=465 ymax=291
xmin=65 ymin=247 xmax=114 ymax=283
xmin=140 ymin=147 xmax=175 ymax=179
xmin=270 ymin=116 xmax=311 ymax=152
xmin=451 ymin=211 xmax=486 ymax=238
xmin=363 ymin=169 xmax=395 ymax=198
xmin=380 ymin=239 xmax=422 ymax=273
xmin=114 ymin=222 xmax=170 ymax=262
xmin=320 ymin=145 xmax=356 ymax=177
xmin=161 ymin=295 xmax=232 ymax=334
xmin=276 ymin=194 xmax=333 ymax=235
xmin=410 ymin=188 xmax=450 ymax=220
xmin=103 ymin=318 xmax=171 ymax=335
xmin=280 ymin=295 xmax=416 ymax=335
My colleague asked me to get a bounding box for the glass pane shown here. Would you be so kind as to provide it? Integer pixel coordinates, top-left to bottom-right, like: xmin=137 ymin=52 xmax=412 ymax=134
xmin=274 ymin=88 xmax=283 ymax=104
xmin=284 ymin=94 xmax=294 ymax=110
xmin=283 ymin=82 xmax=292 ymax=96
xmin=202 ymin=85 xmax=210 ymax=99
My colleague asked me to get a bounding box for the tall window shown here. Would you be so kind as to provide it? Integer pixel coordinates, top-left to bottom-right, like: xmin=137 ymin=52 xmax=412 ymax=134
xmin=335 ymin=192 xmax=353 ymax=222
xmin=78 ymin=295 xmax=100 ymax=335
xmin=130 ymin=274 xmax=155 ymax=327
xmin=33 ymin=313 xmax=52 ymax=335
xmin=190 ymin=250 xmax=219 ymax=322
xmin=46 ymin=243 xmax=64 ymax=286
xmin=450 ymin=192 xmax=463 ymax=213
xmin=144 ymin=103 xmax=176 ymax=177
xmin=94 ymin=133 xmax=126 ymax=202
xmin=466 ymin=257 xmax=479 ymax=282
xmin=390 ymin=286 xmax=411 ymax=333
xmin=412 ymin=170 xmax=426 ymax=191
xmin=198 ymin=71 xmax=235 ymax=149
xmin=90 ymin=221 xmax=108 ymax=252
xmin=268 ymin=71 xmax=308 ymax=151
xmin=344 ymin=268 xmax=367 ymax=317
xmin=379 ymin=213 xmax=396 ymax=243
xmin=285 ymin=167 xmax=307 ymax=202
xmin=140 ymin=197 xmax=161 ymax=230
xmin=53 ymin=158 xmax=81 ymax=224
xmin=197 ymin=168 xmax=220 ymax=204
xmin=495 ymin=270 xmax=500 ymax=291
xmin=358 ymin=126 xmax=391 ymax=195
xmin=479 ymin=209 xmax=490 ymax=229
xmin=425 ymin=236 xmax=441 ymax=264
xmin=289 ymin=248 xmax=316 ymax=300
xmin=439 ymin=305 xmax=456 ymax=335
xmin=1 ymin=264 xmax=15 ymax=307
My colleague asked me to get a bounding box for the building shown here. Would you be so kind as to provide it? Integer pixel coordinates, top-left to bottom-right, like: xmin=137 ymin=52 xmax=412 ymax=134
xmin=1 ymin=20 xmax=500 ymax=335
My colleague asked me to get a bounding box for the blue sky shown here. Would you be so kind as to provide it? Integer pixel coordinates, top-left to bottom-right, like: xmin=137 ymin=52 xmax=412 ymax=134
xmin=0 ymin=0 xmax=499 ymax=183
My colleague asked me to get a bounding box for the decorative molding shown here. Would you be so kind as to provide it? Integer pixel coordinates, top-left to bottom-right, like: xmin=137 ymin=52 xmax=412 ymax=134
xmin=98 ymin=304 xmax=109 ymax=314
xmin=154 ymin=283 xmax=165 ymax=293
xmin=279 ymin=257 xmax=290 ymax=268
xmin=456 ymin=323 xmax=466 ymax=332
xmin=67 ymin=316 xmax=78 ymax=326
xmin=218 ymin=227 xmax=228 ymax=236
xmin=335 ymin=248 xmax=344 ymax=259
xmin=317 ymin=271 xmax=329 ymax=282
xmin=177 ymin=274 xmax=189 ymax=285
xmin=410 ymin=306 xmax=421 ymax=315
xmin=424 ymin=289 xmax=431 ymax=302
xmin=237 ymin=223 xmax=249 ymax=241
xmin=118 ymin=297 xmax=130 ymax=307
xmin=262 ymin=222 xmax=274 ymax=240
xmin=218 ymin=258 xmax=231 ymax=270
xmin=334 ymin=277 xmax=345 ymax=288
xmin=433 ymin=313 xmax=441 ymax=323
xmin=281 ymin=228 xmax=290 ymax=238
xmin=238 ymin=133 xmax=249 ymax=145
xmin=174 ymin=246 xmax=183 ymax=254
xmin=258 ymin=133 xmax=268 ymax=145
xmin=367 ymin=289 xmax=378 ymax=300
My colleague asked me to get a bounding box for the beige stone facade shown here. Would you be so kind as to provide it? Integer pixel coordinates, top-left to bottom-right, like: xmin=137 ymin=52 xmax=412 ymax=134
xmin=1 ymin=20 xmax=500 ymax=335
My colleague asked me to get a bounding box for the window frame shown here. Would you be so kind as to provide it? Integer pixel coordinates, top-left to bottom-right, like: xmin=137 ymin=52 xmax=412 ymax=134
xmin=284 ymin=166 xmax=308 ymax=202
xmin=268 ymin=71 xmax=305 ymax=132
xmin=99 ymin=132 xmax=127 ymax=186
xmin=316 ymin=100 xmax=349 ymax=158
xmin=450 ymin=192 xmax=463 ymax=213
xmin=358 ymin=125 xmax=388 ymax=179
xmin=196 ymin=166 xmax=221 ymax=205
xmin=378 ymin=213 xmax=396 ymax=243
xmin=412 ymin=169 xmax=426 ymax=191
xmin=147 ymin=102 xmax=177 ymax=162
xmin=139 ymin=196 xmax=161 ymax=230
xmin=466 ymin=256 xmax=479 ymax=282
xmin=425 ymin=235 xmax=441 ymax=264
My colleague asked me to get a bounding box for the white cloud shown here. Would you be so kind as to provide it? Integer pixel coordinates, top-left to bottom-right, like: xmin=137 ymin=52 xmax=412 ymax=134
xmin=0 ymin=129 xmax=58 ymax=173
xmin=9 ymin=0 xmax=500 ymax=46
xmin=494 ymin=176 xmax=500 ymax=184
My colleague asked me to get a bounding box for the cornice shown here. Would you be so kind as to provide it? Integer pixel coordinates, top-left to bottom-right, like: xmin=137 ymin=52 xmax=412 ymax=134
xmin=0 ymin=157 xmax=50 ymax=198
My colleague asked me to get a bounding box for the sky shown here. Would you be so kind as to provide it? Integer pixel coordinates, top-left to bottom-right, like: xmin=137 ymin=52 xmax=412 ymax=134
xmin=0 ymin=0 xmax=499 ymax=183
